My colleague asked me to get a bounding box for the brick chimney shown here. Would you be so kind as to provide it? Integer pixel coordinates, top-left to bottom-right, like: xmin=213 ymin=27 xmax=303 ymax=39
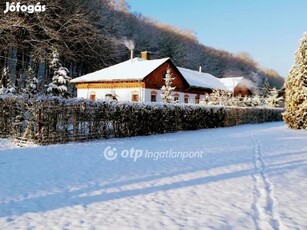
xmin=141 ymin=51 xmax=151 ymax=60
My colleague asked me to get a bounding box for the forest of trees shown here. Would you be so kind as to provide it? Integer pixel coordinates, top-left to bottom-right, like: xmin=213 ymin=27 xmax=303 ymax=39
xmin=0 ymin=0 xmax=284 ymax=95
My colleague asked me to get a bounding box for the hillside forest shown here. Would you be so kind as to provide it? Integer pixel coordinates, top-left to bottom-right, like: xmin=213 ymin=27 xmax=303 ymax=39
xmin=0 ymin=0 xmax=284 ymax=95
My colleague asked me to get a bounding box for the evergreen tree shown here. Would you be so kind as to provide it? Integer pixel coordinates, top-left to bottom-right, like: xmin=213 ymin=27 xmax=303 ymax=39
xmin=0 ymin=67 xmax=8 ymax=94
xmin=283 ymin=33 xmax=307 ymax=129
xmin=261 ymin=77 xmax=271 ymax=96
xmin=265 ymin=88 xmax=283 ymax=107
xmin=47 ymin=49 xmax=71 ymax=97
xmin=24 ymin=67 xmax=39 ymax=96
xmin=161 ymin=67 xmax=176 ymax=103
xmin=0 ymin=67 xmax=15 ymax=95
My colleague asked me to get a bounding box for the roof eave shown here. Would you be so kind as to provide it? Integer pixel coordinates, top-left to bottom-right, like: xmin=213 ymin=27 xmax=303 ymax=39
xmin=188 ymin=85 xmax=229 ymax=91
xmin=70 ymin=78 xmax=144 ymax=84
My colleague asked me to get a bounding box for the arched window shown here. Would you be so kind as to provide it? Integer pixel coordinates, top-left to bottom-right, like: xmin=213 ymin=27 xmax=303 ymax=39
xmin=131 ymin=90 xmax=139 ymax=102
xmin=184 ymin=94 xmax=189 ymax=103
xmin=89 ymin=91 xmax=96 ymax=101
xmin=173 ymin=93 xmax=179 ymax=102
xmin=151 ymin=90 xmax=157 ymax=102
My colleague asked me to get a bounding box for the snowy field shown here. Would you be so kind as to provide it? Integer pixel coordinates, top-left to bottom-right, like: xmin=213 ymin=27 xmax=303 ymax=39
xmin=0 ymin=122 xmax=307 ymax=230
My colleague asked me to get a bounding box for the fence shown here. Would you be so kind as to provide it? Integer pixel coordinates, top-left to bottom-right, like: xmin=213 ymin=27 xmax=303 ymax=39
xmin=0 ymin=96 xmax=284 ymax=145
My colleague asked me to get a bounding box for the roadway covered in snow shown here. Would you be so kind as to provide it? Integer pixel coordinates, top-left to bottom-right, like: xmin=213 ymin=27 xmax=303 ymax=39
xmin=0 ymin=122 xmax=306 ymax=229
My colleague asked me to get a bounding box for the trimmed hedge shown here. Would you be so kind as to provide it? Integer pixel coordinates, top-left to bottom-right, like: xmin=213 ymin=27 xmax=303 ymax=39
xmin=224 ymin=106 xmax=284 ymax=126
xmin=0 ymin=96 xmax=284 ymax=145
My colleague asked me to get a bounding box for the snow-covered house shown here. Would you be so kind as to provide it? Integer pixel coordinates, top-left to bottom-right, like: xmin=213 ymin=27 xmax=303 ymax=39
xmin=219 ymin=77 xmax=255 ymax=96
xmin=70 ymin=53 xmax=238 ymax=103
xmin=218 ymin=77 xmax=255 ymax=96
xmin=219 ymin=77 xmax=243 ymax=92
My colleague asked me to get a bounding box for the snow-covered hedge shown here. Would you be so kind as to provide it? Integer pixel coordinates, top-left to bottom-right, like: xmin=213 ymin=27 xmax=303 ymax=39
xmin=0 ymin=96 xmax=284 ymax=144
xmin=0 ymin=96 xmax=20 ymax=137
xmin=224 ymin=106 xmax=284 ymax=126
xmin=201 ymin=89 xmax=284 ymax=107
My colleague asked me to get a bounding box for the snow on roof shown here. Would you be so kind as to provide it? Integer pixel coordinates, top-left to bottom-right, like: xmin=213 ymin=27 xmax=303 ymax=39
xmin=70 ymin=57 xmax=169 ymax=83
xmin=218 ymin=77 xmax=243 ymax=91
xmin=177 ymin=67 xmax=228 ymax=91
xmin=70 ymin=57 xmax=238 ymax=92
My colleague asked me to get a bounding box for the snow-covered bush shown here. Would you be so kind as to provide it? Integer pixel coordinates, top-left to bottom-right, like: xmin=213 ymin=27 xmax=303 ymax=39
xmin=47 ymin=49 xmax=71 ymax=97
xmin=283 ymin=33 xmax=307 ymax=129
xmin=0 ymin=95 xmax=23 ymax=137
xmin=250 ymin=94 xmax=263 ymax=107
xmin=242 ymin=96 xmax=254 ymax=107
xmin=202 ymin=89 xmax=281 ymax=108
xmin=224 ymin=106 xmax=283 ymax=127
xmin=0 ymin=96 xmax=284 ymax=144
xmin=241 ymin=95 xmax=263 ymax=107
xmin=203 ymin=90 xmax=232 ymax=106
xmin=265 ymin=88 xmax=283 ymax=107
xmin=161 ymin=67 xmax=176 ymax=103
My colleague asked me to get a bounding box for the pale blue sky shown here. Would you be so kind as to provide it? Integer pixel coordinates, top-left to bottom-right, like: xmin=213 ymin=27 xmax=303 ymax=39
xmin=127 ymin=0 xmax=307 ymax=77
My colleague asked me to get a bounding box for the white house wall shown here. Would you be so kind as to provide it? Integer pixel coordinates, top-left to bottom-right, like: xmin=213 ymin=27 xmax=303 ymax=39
xmin=77 ymin=87 xmax=207 ymax=104
xmin=77 ymin=88 xmax=145 ymax=101
xmin=144 ymin=89 xmax=206 ymax=104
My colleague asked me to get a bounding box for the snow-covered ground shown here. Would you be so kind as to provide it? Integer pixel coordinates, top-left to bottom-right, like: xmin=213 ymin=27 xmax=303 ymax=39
xmin=0 ymin=122 xmax=307 ymax=229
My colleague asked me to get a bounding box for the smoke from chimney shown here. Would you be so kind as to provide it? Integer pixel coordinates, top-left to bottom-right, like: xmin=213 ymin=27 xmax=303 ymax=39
xmin=123 ymin=39 xmax=135 ymax=50
xmin=123 ymin=39 xmax=135 ymax=60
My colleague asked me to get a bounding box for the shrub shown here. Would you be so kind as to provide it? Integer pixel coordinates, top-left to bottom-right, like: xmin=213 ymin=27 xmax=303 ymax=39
xmin=0 ymin=96 xmax=284 ymax=145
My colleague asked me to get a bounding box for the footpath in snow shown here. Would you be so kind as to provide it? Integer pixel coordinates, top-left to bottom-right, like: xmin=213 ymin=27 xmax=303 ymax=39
xmin=0 ymin=122 xmax=307 ymax=229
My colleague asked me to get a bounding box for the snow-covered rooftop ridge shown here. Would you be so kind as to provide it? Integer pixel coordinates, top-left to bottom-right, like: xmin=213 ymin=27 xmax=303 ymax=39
xmin=70 ymin=57 xmax=242 ymax=91
xmin=177 ymin=67 xmax=228 ymax=91
xmin=219 ymin=77 xmax=243 ymax=91
xmin=70 ymin=57 xmax=170 ymax=83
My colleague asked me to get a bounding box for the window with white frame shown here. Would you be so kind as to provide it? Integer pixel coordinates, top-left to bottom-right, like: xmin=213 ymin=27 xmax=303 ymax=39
xmin=131 ymin=91 xmax=139 ymax=102
xmin=173 ymin=93 xmax=179 ymax=102
xmin=184 ymin=95 xmax=189 ymax=103
xmin=89 ymin=91 xmax=96 ymax=101
xmin=151 ymin=91 xmax=157 ymax=102
xmin=195 ymin=95 xmax=200 ymax=104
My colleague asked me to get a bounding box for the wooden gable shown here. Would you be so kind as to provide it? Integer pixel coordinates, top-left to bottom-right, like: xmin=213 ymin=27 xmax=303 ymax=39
xmin=143 ymin=59 xmax=189 ymax=91
xmin=234 ymin=83 xmax=253 ymax=96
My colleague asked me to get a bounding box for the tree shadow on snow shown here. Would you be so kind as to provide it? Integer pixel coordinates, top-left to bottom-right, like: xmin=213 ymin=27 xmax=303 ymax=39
xmin=0 ymin=154 xmax=306 ymax=219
